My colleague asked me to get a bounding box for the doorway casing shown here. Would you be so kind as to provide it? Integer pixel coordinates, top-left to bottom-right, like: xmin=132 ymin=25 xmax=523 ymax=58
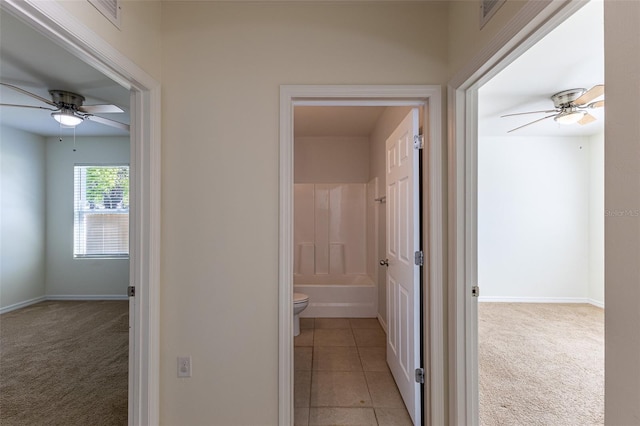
xmin=279 ymin=85 xmax=445 ymax=425
xmin=1 ymin=1 xmax=162 ymax=425
xmin=447 ymin=1 xmax=592 ymax=424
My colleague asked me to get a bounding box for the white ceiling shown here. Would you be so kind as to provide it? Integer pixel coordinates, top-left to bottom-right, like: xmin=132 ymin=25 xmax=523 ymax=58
xmin=479 ymin=0 xmax=604 ymax=137
xmin=0 ymin=2 xmax=602 ymax=140
xmin=0 ymin=10 xmax=130 ymax=137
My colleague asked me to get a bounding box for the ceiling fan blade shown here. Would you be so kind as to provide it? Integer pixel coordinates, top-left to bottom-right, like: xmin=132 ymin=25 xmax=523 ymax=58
xmin=501 ymin=109 xmax=558 ymax=118
xmin=507 ymin=114 xmax=557 ymax=133
xmin=574 ymin=84 xmax=604 ymax=106
xmin=0 ymin=82 xmax=58 ymax=108
xmin=0 ymin=102 xmax=57 ymax=111
xmin=587 ymin=100 xmax=605 ymax=109
xmin=85 ymin=115 xmax=130 ymax=131
xmin=79 ymin=104 xmax=124 ymax=114
xmin=578 ymin=113 xmax=597 ymax=125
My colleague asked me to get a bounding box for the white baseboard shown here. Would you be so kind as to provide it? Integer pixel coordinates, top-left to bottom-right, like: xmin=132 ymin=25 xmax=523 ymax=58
xmin=479 ymin=296 xmax=604 ymax=308
xmin=588 ymin=298 xmax=605 ymax=308
xmin=301 ymin=302 xmax=376 ymax=318
xmin=377 ymin=314 xmax=388 ymax=334
xmin=46 ymin=295 xmax=128 ymax=301
xmin=0 ymin=296 xmax=47 ymax=314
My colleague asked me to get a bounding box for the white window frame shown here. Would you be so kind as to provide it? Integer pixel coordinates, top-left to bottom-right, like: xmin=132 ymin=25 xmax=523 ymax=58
xmin=73 ymin=164 xmax=130 ymax=259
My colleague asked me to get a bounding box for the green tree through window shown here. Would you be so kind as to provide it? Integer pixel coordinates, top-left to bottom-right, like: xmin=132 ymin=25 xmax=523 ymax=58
xmin=85 ymin=166 xmax=129 ymax=209
xmin=74 ymin=165 xmax=130 ymax=258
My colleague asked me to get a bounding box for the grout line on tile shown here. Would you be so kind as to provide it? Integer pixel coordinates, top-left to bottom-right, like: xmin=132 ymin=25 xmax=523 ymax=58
xmin=297 ymin=317 xmax=410 ymax=424
xmin=373 ymin=406 xmax=381 ymax=426
xmin=308 ymin=346 xmax=314 ymax=409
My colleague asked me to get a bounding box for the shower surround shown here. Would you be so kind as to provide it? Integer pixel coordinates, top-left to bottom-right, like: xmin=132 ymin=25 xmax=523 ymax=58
xmin=294 ymin=182 xmax=378 ymax=317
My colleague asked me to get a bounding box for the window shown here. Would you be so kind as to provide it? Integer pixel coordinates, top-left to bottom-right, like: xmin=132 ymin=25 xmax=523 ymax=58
xmin=74 ymin=165 xmax=129 ymax=258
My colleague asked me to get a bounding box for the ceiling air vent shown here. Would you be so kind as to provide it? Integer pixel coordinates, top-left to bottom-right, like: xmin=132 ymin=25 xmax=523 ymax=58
xmin=88 ymin=0 xmax=122 ymax=29
xmin=480 ymin=0 xmax=506 ymax=29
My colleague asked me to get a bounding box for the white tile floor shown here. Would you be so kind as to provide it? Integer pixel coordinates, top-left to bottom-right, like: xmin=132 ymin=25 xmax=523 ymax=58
xmin=294 ymin=318 xmax=413 ymax=426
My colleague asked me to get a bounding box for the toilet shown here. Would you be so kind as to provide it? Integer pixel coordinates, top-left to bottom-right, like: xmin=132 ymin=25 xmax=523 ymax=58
xmin=293 ymin=292 xmax=310 ymax=337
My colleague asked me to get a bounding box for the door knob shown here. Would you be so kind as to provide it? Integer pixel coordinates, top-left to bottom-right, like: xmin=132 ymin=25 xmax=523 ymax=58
xmin=379 ymin=259 xmax=389 ymax=267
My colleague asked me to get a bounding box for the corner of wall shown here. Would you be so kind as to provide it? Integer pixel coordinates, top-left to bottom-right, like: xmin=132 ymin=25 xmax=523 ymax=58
xmin=588 ymin=131 xmax=605 ymax=307
xmin=0 ymin=126 xmax=47 ymax=309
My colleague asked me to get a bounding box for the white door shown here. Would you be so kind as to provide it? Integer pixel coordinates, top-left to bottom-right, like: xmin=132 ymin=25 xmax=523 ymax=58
xmin=386 ymin=108 xmax=421 ymax=425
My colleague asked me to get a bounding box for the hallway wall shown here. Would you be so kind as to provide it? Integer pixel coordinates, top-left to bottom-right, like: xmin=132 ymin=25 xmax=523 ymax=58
xmin=161 ymin=3 xmax=448 ymax=423
xmin=603 ymin=2 xmax=640 ymax=422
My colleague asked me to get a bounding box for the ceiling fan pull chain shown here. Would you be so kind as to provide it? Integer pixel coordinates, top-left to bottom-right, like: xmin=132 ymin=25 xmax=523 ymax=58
xmin=73 ymin=127 xmax=77 ymax=152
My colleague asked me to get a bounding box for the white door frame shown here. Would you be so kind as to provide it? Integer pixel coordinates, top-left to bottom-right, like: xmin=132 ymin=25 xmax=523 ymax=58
xmin=447 ymin=1 xmax=589 ymax=424
xmin=279 ymin=85 xmax=445 ymax=425
xmin=1 ymin=1 xmax=162 ymax=425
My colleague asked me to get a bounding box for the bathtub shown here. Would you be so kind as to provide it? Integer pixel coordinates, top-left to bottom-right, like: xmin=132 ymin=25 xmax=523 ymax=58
xmin=293 ymin=274 xmax=377 ymax=318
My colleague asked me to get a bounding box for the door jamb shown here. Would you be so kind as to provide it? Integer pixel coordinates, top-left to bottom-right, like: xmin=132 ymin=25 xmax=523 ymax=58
xmin=447 ymin=1 xmax=589 ymax=424
xmin=279 ymin=85 xmax=444 ymax=425
xmin=0 ymin=1 xmax=162 ymax=425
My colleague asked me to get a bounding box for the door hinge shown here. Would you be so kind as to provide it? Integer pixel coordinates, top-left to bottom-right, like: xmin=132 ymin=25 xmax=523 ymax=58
xmin=128 ymin=286 xmax=135 ymax=297
xmin=415 ymin=368 xmax=425 ymax=384
xmin=414 ymin=250 xmax=424 ymax=266
xmin=472 ymin=285 xmax=480 ymax=298
xmin=413 ymin=135 xmax=424 ymax=150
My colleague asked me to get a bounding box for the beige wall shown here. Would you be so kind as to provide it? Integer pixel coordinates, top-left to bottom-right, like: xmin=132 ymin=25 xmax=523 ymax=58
xmin=604 ymin=1 xmax=640 ymax=423
xmin=295 ymin=137 xmax=369 ymax=184
xmin=161 ymin=2 xmax=447 ymax=423
xmin=58 ymin=0 xmax=162 ymax=81
xmin=447 ymin=0 xmax=527 ymax=78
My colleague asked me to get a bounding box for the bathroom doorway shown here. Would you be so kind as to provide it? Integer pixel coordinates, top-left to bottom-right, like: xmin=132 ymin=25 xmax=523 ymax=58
xmin=279 ymin=85 xmax=445 ymax=425
xmin=292 ymin=105 xmax=414 ymax=424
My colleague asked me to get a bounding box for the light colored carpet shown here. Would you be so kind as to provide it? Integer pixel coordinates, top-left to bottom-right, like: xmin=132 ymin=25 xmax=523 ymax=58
xmin=0 ymin=300 xmax=128 ymax=425
xmin=479 ymin=303 xmax=604 ymax=426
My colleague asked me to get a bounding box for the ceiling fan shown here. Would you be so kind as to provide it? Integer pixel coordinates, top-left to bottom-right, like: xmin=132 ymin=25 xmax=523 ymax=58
xmin=0 ymin=82 xmax=129 ymax=131
xmin=501 ymin=84 xmax=604 ymax=133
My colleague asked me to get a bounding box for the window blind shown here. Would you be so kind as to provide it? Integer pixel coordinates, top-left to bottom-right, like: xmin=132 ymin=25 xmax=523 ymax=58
xmin=73 ymin=165 xmax=129 ymax=258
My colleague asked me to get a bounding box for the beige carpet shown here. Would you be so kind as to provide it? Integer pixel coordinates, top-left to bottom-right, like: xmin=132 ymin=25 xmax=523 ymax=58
xmin=0 ymin=300 xmax=128 ymax=426
xmin=479 ymin=303 xmax=604 ymax=426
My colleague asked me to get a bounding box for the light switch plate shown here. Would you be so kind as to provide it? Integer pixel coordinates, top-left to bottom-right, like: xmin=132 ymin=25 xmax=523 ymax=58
xmin=177 ymin=356 xmax=192 ymax=378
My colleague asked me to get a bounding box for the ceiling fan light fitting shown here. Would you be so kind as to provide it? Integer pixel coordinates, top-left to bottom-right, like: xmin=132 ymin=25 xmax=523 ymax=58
xmin=51 ymin=109 xmax=84 ymax=127
xmin=554 ymin=110 xmax=585 ymax=125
